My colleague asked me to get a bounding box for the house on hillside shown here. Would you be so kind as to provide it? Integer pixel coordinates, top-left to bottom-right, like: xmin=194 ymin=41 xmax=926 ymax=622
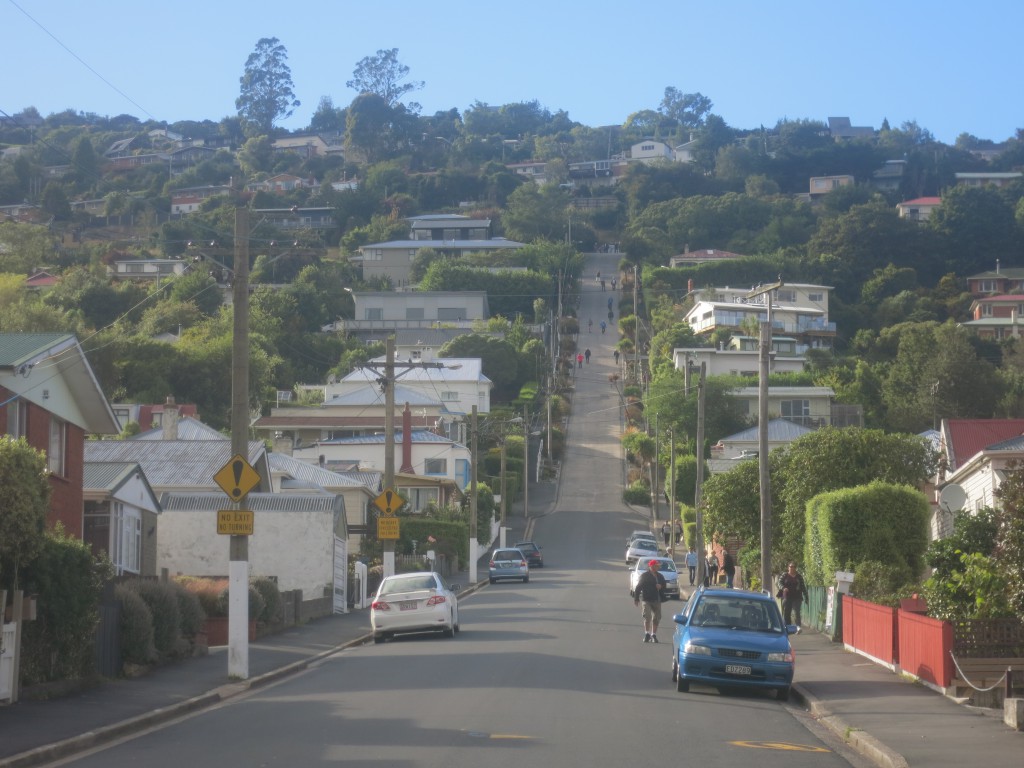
xmin=668 ymin=247 xmax=745 ymax=268
xmin=707 ymin=419 xmax=814 ymax=475
xmin=0 ymin=333 xmax=121 ymax=537
xmin=809 ymin=175 xmax=854 ymax=196
xmin=961 ymin=295 xmax=1024 ymax=340
xmin=327 ymin=291 xmax=490 ymax=340
xmin=966 ymin=263 xmax=1024 ymax=296
xmin=684 ymin=283 xmax=836 ymax=352
xmin=955 ymin=172 xmax=1022 ymax=189
xmin=355 ymin=214 xmax=525 ymax=286
xmin=827 ymin=117 xmax=874 ymax=140
xmin=896 ymin=197 xmax=942 ymax=222
xmin=728 ymin=386 xmax=845 ymax=429
xmin=110 ymin=258 xmax=189 ymax=282
xmin=672 ymin=338 xmax=805 ymax=378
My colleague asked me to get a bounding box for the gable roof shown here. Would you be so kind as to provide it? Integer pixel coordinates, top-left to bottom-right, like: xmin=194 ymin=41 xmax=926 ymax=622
xmin=316 ymin=429 xmax=466 ymax=449
xmin=717 ymin=418 xmax=814 ymax=443
xmin=325 ymin=384 xmax=443 ymax=408
xmin=268 ymin=452 xmax=374 ymax=492
xmin=84 ymin=439 xmax=266 ymax=489
xmin=341 ymin=357 xmax=492 ymax=386
xmin=943 ymin=419 xmax=1024 ymax=471
xmin=134 ymin=416 xmax=225 ymax=440
xmin=0 ymin=333 xmax=119 ymax=434
xmin=83 ymin=461 xmax=161 ymax=512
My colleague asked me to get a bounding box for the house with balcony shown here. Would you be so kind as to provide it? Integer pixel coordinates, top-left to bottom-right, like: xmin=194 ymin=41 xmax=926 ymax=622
xmin=960 ymin=295 xmax=1024 ymax=340
xmin=355 ymin=214 xmax=525 ymax=286
xmin=110 ymin=258 xmax=189 ymax=282
xmin=729 ymin=386 xmax=840 ymax=429
xmin=507 ymin=161 xmax=548 ymax=184
xmin=683 ymin=283 xmax=836 ymax=352
xmin=329 ymin=291 xmax=490 ymax=341
xmin=0 ymin=333 xmax=121 ymax=538
xmin=253 ymin=206 xmax=336 ymax=235
xmin=897 ymin=197 xmax=942 ymax=222
xmin=809 ymin=175 xmax=854 ymax=196
xmin=955 ymin=172 xmax=1022 ymax=189
xmin=671 ymin=337 xmax=805 ymax=378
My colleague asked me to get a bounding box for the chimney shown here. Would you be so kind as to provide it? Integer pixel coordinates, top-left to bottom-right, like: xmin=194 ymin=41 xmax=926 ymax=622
xmin=400 ymin=403 xmax=414 ymax=474
xmin=687 ymin=278 xmax=694 ymax=294
xmin=162 ymin=395 xmax=179 ymax=440
xmin=996 ymin=258 xmax=1001 ymax=274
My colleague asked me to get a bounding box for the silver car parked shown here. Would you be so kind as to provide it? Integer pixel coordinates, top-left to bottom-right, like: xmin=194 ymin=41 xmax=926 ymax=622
xmin=489 ymin=547 xmax=530 ymax=583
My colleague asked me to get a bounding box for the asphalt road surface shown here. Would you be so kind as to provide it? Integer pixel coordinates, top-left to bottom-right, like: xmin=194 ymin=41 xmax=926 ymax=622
xmin=45 ymin=255 xmax=868 ymax=767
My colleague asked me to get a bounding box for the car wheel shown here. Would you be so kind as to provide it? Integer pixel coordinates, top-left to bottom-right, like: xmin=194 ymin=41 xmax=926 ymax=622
xmin=671 ymin=658 xmax=678 ymax=682
xmin=676 ymin=674 xmax=689 ymax=693
xmin=523 ymin=575 xmax=529 ymax=583
xmin=454 ymin=622 xmax=460 ymax=634
xmin=373 ymin=634 xmax=385 ymax=644
xmin=442 ymin=625 xmax=455 ymax=638
xmin=776 ymin=686 xmax=790 ymax=702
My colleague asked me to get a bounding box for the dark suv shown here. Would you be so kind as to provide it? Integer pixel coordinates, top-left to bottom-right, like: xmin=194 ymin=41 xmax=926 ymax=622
xmin=513 ymin=541 xmax=543 ymax=568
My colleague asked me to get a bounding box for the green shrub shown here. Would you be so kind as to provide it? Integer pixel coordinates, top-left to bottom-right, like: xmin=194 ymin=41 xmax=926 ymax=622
xmin=251 ymin=576 xmax=282 ymax=624
xmin=851 ymin=560 xmax=915 ymax=606
xmin=125 ymin=580 xmax=181 ymax=657
xmin=17 ymin=525 xmax=111 ymax=684
xmin=171 ymin=581 xmax=205 ymax=637
xmin=115 ymin=584 xmax=157 ymax=665
xmin=738 ymin=547 xmax=762 ymax=592
xmin=684 ymin=522 xmax=696 ymax=549
xmin=175 ymin=576 xmax=228 ymax=617
xmin=623 ymin=481 xmax=650 ymax=506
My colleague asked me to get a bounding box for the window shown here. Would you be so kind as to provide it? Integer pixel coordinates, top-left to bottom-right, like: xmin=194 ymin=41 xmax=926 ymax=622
xmin=365 ymin=308 xmax=383 ymax=321
xmin=641 ymin=144 xmax=655 ymax=151
xmin=398 ymin=486 xmax=438 ymax=512
xmin=441 ymin=391 xmax=459 ymax=401
xmin=424 ymin=458 xmax=447 ymax=475
xmin=364 ymin=249 xmax=383 ymax=261
xmin=981 ymin=304 xmax=993 ymax=317
xmin=113 ymin=407 xmax=131 ymax=427
xmin=6 ymin=399 xmax=27 ymax=438
xmin=978 ymin=279 xmax=996 ymax=292
xmin=110 ymin=501 xmax=142 ymax=575
xmin=48 ymin=416 xmax=66 ymax=475
xmin=406 ymin=307 xmax=425 ymax=320
xmin=443 ymin=228 xmax=459 ymax=241
xmin=780 ymin=399 xmax=810 ymax=419
xmin=409 ymin=249 xmax=417 ymax=261
xmin=469 ymin=228 xmax=487 ymax=239
xmin=776 ymin=289 xmax=796 ymax=303
xmin=437 ymin=307 xmax=463 ymax=321
xmin=808 ymin=292 xmax=824 ymax=303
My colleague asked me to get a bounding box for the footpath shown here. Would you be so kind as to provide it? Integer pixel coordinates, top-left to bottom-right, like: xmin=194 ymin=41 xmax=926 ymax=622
xmin=2 ymin=256 xmax=1022 ymax=767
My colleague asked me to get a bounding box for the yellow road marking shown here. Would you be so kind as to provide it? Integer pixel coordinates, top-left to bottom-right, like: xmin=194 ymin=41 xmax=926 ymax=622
xmin=730 ymin=740 xmax=830 ymax=752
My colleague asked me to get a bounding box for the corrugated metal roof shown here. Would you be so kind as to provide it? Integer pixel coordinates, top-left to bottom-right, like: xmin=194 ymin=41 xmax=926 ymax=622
xmin=268 ymin=452 xmax=371 ymax=489
xmin=720 ymin=418 xmax=813 ymax=443
xmin=134 ymin=417 xmax=227 ymax=441
xmin=394 ymin=328 xmax=495 ymax=347
xmin=83 ymin=461 xmax=140 ymax=491
xmin=317 ymin=430 xmax=463 ymax=447
xmin=341 ymin=358 xmax=491 ymax=384
xmin=945 ymin=419 xmax=1024 ymax=470
xmin=326 ymin=384 xmax=440 ymax=407
xmin=160 ymin=491 xmax=338 ymax=513
xmin=335 ymin=470 xmax=381 ymax=489
xmin=0 ymin=333 xmax=73 ymax=365
xmin=85 ymin=439 xmax=264 ymax=488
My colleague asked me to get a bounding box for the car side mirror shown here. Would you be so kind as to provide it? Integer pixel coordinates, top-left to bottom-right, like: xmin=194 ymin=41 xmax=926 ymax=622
xmin=673 ymin=613 xmax=688 ymax=625
xmin=786 ymin=624 xmax=800 ymax=635
xmin=450 ymin=584 xmax=461 ymax=593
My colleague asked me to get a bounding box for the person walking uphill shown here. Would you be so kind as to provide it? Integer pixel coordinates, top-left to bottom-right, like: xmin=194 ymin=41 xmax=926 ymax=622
xmin=777 ymin=562 xmax=809 ymax=626
xmin=633 ymin=559 xmax=667 ymax=643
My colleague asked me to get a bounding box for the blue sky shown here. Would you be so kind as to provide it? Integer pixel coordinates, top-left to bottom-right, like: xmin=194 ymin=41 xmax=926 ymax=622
xmin=3 ymin=0 xmax=1021 ymax=145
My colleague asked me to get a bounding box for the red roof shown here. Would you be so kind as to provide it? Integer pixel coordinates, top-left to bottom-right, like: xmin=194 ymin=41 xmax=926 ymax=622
xmin=899 ymin=197 xmax=941 ymax=206
xmin=945 ymin=419 xmax=1024 ymax=470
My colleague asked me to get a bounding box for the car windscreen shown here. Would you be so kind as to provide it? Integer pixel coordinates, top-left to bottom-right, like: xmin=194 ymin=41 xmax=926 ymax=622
xmin=514 ymin=543 xmax=537 ymax=553
xmin=632 ymin=541 xmax=657 ymax=551
xmin=380 ymin=576 xmax=436 ymax=595
xmin=493 ymin=550 xmax=522 ymax=560
xmin=693 ymin=596 xmax=782 ymax=631
xmin=656 ymin=561 xmax=677 ymax=572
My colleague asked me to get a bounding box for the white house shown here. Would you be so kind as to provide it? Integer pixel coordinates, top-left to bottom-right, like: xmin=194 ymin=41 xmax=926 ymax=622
xmin=110 ymin=259 xmax=189 ymax=282
xmin=293 ymin=429 xmax=473 ymax=496
xmin=707 ymin=419 xmax=814 ymax=475
xmin=628 ymin=140 xmax=675 ymax=164
xmin=328 ymin=291 xmax=491 ymax=339
xmin=729 ymin=386 xmax=835 ymax=428
xmin=672 ymin=338 xmax=805 ymax=378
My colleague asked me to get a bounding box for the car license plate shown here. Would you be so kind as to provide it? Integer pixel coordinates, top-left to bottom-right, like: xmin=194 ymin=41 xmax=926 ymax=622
xmin=399 ymin=601 xmax=417 ymax=611
xmin=725 ymin=664 xmax=751 ymax=675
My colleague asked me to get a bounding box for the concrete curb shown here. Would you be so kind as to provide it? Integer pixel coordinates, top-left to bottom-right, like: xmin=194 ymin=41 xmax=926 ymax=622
xmin=791 ymin=683 xmax=909 ymax=768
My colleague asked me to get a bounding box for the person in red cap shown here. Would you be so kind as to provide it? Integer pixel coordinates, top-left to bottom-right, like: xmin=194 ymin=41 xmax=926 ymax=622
xmin=633 ymin=558 xmax=667 ymax=643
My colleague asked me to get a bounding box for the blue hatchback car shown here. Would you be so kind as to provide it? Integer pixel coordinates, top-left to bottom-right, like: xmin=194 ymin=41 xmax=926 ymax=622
xmin=671 ymin=587 xmax=798 ymax=701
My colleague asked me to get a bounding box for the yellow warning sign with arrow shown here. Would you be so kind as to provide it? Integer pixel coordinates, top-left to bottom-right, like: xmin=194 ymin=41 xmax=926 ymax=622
xmin=373 ymin=487 xmax=404 ymax=516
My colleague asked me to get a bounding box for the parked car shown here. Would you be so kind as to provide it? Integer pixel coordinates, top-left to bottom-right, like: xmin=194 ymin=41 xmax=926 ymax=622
xmin=370 ymin=572 xmax=460 ymax=644
xmin=629 ymin=556 xmax=680 ymax=600
xmin=671 ymin=587 xmax=798 ymax=700
xmin=625 ymin=537 xmax=659 ymax=566
xmin=513 ymin=540 xmax=543 ymax=568
xmin=489 ymin=547 xmax=529 ymax=583
xmin=626 ymin=530 xmax=657 ymax=547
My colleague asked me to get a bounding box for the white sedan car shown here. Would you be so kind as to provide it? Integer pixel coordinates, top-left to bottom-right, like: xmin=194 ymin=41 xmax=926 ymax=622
xmin=629 ymin=556 xmax=681 ymax=600
xmin=371 ymin=572 xmax=460 ymax=644
xmin=625 ymin=537 xmax=660 ymax=566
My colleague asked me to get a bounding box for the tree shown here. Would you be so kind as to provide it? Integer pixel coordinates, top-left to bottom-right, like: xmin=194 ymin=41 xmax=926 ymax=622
xmin=438 ymin=334 xmax=521 ymax=400
xmin=501 ymin=184 xmax=570 ymax=242
xmin=0 ymin=436 xmax=51 ymax=592
xmin=71 ymin=136 xmax=99 ymax=187
xmin=308 ymin=96 xmax=346 ymax=133
xmin=658 ymin=87 xmax=713 ymax=132
xmin=236 ymin=37 xmax=300 ymax=136
xmin=40 ymin=182 xmax=71 ymax=220
xmin=994 ymin=464 xmax=1024 ymax=618
xmin=347 ymin=48 xmax=424 ymax=110
xmin=0 ymin=221 xmax=56 ymax=274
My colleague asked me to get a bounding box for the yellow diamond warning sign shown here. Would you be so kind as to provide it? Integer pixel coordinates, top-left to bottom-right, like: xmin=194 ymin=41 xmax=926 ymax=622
xmin=373 ymin=487 xmax=404 ymax=516
xmin=214 ymin=454 xmax=261 ymax=501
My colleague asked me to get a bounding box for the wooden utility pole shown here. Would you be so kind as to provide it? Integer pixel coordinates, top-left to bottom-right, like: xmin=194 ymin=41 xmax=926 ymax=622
xmin=523 ymin=404 xmax=529 ymax=519
xmin=470 ymin=405 xmax=478 ymax=583
xmin=499 ymin=438 xmax=507 ymax=548
xmin=383 ymin=336 xmax=396 ymax=578
xmin=229 ymin=207 xmax=250 ymax=680
xmin=652 ymin=412 xmax=659 ymax=526
xmin=694 ymin=362 xmax=707 ymax=586
xmin=746 ymin=280 xmax=783 ymax=592
xmin=668 ymin=428 xmax=676 ymax=552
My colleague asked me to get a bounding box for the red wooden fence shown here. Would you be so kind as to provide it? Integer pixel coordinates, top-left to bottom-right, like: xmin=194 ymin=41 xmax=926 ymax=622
xmin=842 ymin=595 xmax=898 ymax=668
xmin=897 ymin=609 xmax=954 ymax=689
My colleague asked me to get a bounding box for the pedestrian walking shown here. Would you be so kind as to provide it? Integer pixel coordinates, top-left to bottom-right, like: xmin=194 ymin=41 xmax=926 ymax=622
xmin=685 ymin=547 xmax=698 ymax=585
xmin=607 ymin=297 xmax=613 ymax=311
xmin=661 ymin=521 xmax=671 ymax=548
xmin=722 ymin=549 xmax=736 ymax=588
xmin=611 ymin=277 xmax=617 ymax=290
xmin=576 ymin=352 xmax=584 ymax=368
xmin=633 ymin=559 xmax=667 ymax=643
xmin=600 ymin=320 xmax=606 ymax=334
xmin=584 ymin=348 xmax=591 ymax=364
xmin=777 ymin=562 xmax=809 ymax=625
xmin=707 ymin=551 xmax=719 ymax=585
xmin=588 ymin=318 xmax=593 ymax=333
xmin=674 ymin=519 xmax=683 ymax=544
xmin=607 ymin=309 xmax=614 ymax=321
xmin=613 ymin=349 xmax=620 ymax=364
xmin=600 ymin=279 xmax=606 ymax=291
